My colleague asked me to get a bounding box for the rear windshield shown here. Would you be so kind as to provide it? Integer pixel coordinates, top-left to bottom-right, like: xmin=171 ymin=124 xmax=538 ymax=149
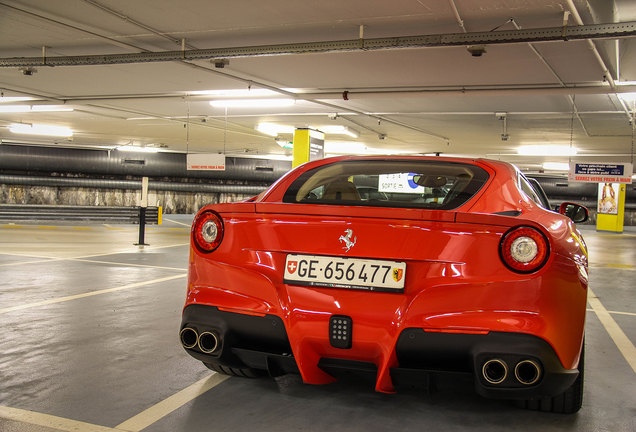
xmin=283 ymin=160 xmax=489 ymax=210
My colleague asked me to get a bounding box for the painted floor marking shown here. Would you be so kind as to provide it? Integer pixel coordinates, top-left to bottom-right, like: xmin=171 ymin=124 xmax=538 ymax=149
xmin=68 ymin=257 xmax=187 ymax=272
xmin=0 ymin=253 xmax=186 ymax=272
xmin=74 ymin=242 xmax=189 ymax=260
xmin=163 ymin=218 xmax=192 ymax=227
xmin=605 ymin=263 xmax=635 ymax=269
xmin=587 ymin=309 xmax=636 ymax=317
xmin=116 ymin=374 xmax=230 ymax=432
xmin=0 ymin=257 xmax=65 ymax=267
xmin=0 ymin=373 xmax=228 ymax=432
xmin=588 ymin=287 xmax=636 ymax=375
xmin=0 ymin=405 xmax=116 ymax=432
xmin=0 ymin=274 xmax=186 ymax=315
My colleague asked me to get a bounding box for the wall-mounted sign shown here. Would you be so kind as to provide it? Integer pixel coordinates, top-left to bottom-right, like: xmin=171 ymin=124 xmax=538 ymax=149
xmin=187 ymin=153 xmax=226 ymax=170
xmin=309 ymin=130 xmax=324 ymax=161
xmin=568 ymin=162 xmax=633 ymax=184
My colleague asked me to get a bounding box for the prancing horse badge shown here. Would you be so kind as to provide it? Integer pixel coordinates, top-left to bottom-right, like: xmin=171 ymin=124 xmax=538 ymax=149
xmin=339 ymin=229 xmax=357 ymax=252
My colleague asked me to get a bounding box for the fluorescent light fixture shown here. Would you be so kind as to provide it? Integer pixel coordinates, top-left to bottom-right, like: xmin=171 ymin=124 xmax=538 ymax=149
xmin=191 ymin=88 xmax=298 ymax=96
xmin=210 ymin=99 xmax=295 ymax=108
xmin=0 ymin=105 xmax=32 ymax=113
xmin=319 ymin=125 xmax=358 ymax=138
xmin=255 ymin=123 xmax=295 ymax=136
xmin=116 ymin=146 xmax=160 ymax=153
xmin=542 ymin=162 xmax=570 ymax=170
xmin=618 ymin=92 xmax=636 ymax=103
xmin=309 ymin=130 xmax=325 ymax=140
xmin=191 ymin=89 xmax=279 ymax=97
xmin=366 ymin=147 xmax=421 ymax=155
xmin=31 ymin=106 xmax=74 ymax=112
xmin=324 ymin=142 xmax=367 ymax=154
xmin=9 ymin=124 xmax=73 ymax=137
xmin=0 ymin=97 xmax=33 ymax=103
xmin=0 ymin=105 xmax=73 ymax=113
xmin=517 ymin=145 xmax=577 ymax=156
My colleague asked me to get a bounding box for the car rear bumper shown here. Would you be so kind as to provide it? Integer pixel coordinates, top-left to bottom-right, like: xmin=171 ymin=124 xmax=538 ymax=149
xmin=180 ymin=304 xmax=579 ymax=400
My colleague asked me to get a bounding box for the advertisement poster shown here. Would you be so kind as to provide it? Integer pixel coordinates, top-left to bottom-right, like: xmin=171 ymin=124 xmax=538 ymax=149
xmin=598 ymin=183 xmax=619 ymax=215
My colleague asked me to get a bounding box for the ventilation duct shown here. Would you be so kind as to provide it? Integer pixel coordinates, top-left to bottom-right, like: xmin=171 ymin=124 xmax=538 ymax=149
xmin=0 ymin=145 xmax=291 ymax=182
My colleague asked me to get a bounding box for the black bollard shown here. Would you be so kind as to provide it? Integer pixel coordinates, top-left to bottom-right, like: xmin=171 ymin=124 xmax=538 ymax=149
xmin=135 ymin=206 xmax=149 ymax=246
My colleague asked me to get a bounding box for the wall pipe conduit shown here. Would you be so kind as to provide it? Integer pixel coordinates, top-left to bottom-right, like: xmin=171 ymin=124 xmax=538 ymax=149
xmin=1 ymin=21 xmax=636 ymax=68
xmin=0 ymin=145 xmax=291 ymax=182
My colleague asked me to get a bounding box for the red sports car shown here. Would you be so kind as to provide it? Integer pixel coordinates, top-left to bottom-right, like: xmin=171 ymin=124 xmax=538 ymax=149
xmin=180 ymin=155 xmax=589 ymax=413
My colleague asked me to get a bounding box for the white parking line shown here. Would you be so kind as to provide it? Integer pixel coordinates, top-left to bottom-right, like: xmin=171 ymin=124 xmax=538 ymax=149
xmin=587 ymin=309 xmax=636 ymax=317
xmin=588 ymin=287 xmax=636 ymax=375
xmin=70 ymin=243 xmax=190 ymax=260
xmin=0 ymin=374 xmax=229 ymax=432
xmin=116 ymin=374 xmax=230 ymax=432
xmin=0 ymin=257 xmax=64 ymax=267
xmin=0 ymin=274 xmax=187 ymax=315
xmin=68 ymin=257 xmax=187 ymax=272
xmin=163 ymin=218 xmax=192 ymax=227
xmin=0 ymin=405 xmax=117 ymax=432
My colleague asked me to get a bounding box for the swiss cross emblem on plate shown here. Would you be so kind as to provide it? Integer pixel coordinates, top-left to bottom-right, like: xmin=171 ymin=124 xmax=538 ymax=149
xmin=287 ymin=261 xmax=298 ymax=274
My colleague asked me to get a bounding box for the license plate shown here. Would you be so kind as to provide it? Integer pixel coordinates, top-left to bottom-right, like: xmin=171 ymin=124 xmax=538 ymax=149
xmin=284 ymin=254 xmax=406 ymax=293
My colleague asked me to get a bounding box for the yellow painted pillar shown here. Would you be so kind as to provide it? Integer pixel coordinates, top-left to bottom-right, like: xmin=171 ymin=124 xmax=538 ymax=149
xmin=292 ymin=129 xmax=311 ymax=168
xmin=597 ymin=183 xmax=626 ymax=233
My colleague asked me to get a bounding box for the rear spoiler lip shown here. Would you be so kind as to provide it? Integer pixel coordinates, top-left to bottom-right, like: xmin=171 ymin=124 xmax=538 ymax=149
xmin=200 ymin=202 xmax=534 ymax=228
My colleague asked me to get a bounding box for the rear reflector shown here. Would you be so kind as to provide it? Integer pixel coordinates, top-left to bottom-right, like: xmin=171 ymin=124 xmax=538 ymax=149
xmin=217 ymin=307 xmax=266 ymax=317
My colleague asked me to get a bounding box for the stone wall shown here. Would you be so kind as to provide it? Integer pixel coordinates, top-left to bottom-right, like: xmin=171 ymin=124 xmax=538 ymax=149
xmin=0 ymin=184 xmax=255 ymax=214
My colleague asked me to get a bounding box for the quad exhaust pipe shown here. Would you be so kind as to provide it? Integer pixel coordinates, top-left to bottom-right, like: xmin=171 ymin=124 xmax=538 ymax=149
xmin=179 ymin=327 xmax=220 ymax=354
xmin=482 ymin=359 xmax=508 ymax=384
xmin=180 ymin=327 xmax=198 ymax=349
xmin=198 ymin=331 xmax=220 ymax=354
xmin=481 ymin=358 xmax=542 ymax=385
xmin=514 ymin=359 xmax=541 ymax=385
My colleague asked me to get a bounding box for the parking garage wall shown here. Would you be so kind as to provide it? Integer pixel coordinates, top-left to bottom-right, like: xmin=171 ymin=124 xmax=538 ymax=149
xmin=1 ymin=182 xmax=260 ymax=214
xmin=1 ymin=146 xmax=635 ymax=223
xmin=0 ymin=145 xmax=290 ymax=214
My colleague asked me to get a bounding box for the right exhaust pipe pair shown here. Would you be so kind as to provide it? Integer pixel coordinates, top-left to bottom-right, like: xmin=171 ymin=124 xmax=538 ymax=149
xmin=482 ymin=358 xmax=541 ymax=385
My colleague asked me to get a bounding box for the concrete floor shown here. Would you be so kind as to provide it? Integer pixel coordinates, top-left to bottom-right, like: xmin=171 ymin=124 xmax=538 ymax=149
xmin=0 ymin=219 xmax=635 ymax=432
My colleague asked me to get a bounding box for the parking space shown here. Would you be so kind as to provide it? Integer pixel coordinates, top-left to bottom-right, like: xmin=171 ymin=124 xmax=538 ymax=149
xmin=0 ymin=223 xmax=635 ymax=432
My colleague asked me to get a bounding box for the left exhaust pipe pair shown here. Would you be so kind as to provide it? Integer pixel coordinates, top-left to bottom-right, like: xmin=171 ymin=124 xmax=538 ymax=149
xmin=179 ymin=327 xmax=220 ymax=354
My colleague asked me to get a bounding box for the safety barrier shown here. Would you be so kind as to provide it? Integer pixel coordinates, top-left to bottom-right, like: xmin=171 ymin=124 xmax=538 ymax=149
xmin=0 ymin=204 xmax=161 ymax=225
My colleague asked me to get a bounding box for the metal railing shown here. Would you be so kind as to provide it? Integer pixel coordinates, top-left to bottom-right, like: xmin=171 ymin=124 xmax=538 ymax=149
xmin=0 ymin=204 xmax=161 ymax=225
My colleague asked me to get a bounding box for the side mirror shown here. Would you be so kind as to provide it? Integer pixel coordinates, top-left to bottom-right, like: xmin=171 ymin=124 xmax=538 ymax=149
xmin=558 ymin=202 xmax=589 ymax=223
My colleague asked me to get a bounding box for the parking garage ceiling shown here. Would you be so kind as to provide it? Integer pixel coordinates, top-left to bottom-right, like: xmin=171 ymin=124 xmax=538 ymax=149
xmin=1 ymin=0 xmax=636 ymax=172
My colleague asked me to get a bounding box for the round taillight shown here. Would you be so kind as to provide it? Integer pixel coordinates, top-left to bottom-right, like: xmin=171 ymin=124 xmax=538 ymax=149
xmin=500 ymin=227 xmax=549 ymax=273
xmin=193 ymin=211 xmax=224 ymax=252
